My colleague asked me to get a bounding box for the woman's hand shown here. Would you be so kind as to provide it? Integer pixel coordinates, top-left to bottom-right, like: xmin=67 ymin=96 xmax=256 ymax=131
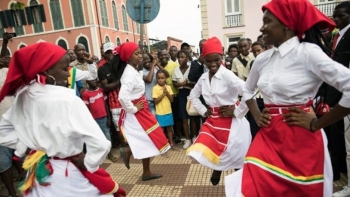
xmin=204 ymin=109 xmax=212 ymax=117
xmin=70 ymin=153 xmax=87 ymax=170
xmin=219 ymin=105 xmax=236 ymax=117
xmin=283 ymin=107 xmax=317 ymax=131
xmin=134 ymin=101 xmax=144 ymax=112
xmin=256 ymin=108 xmax=271 ymax=127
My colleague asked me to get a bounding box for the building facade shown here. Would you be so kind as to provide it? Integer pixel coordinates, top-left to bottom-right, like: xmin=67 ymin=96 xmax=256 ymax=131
xmin=200 ymin=0 xmax=344 ymax=51
xmin=0 ymin=0 xmax=148 ymax=57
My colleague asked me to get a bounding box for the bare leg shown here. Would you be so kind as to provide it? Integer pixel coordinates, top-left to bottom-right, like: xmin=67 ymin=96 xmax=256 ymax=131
xmin=13 ymin=160 xmax=25 ymax=181
xmin=0 ymin=167 xmax=17 ymax=196
xmin=166 ymin=126 xmax=174 ymax=145
xmin=183 ymin=119 xmax=190 ymax=140
xmin=141 ymin=158 xmax=162 ymax=181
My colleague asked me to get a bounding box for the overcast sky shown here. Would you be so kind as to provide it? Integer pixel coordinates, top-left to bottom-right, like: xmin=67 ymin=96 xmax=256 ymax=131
xmin=147 ymin=0 xmax=202 ymax=51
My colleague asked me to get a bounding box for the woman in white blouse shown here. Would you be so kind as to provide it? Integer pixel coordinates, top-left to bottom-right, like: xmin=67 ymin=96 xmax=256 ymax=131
xmin=186 ymin=37 xmax=251 ymax=186
xmin=113 ymin=42 xmax=170 ymax=181
xmin=172 ymin=50 xmax=195 ymax=149
xmin=0 ymin=43 xmax=123 ymax=197
xmin=226 ymin=0 xmax=350 ymax=196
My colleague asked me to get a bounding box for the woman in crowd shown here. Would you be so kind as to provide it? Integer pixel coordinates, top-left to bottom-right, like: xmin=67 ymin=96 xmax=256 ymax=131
xmin=172 ymin=50 xmax=194 ymax=149
xmin=142 ymin=52 xmax=158 ymax=115
xmin=114 ymin=42 xmax=170 ymax=181
xmin=0 ymin=42 xmax=125 ymax=197
xmin=186 ymin=37 xmax=251 ymax=186
xmin=226 ymin=0 xmax=350 ymax=196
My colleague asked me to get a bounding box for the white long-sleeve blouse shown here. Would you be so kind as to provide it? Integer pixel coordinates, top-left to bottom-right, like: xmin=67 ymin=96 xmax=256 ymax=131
xmin=0 ymin=83 xmax=111 ymax=173
xmin=243 ymin=36 xmax=350 ymax=108
xmin=118 ymin=64 xmax=145 ymax=114
xmin=189 ymin=65 xmax=248 ymax=118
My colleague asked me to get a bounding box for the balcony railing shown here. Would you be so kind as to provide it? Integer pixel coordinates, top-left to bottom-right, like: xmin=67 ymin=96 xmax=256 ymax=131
xmin=315 ymin=2 xmax=340 ymax=17
xmin=225 ymin=14 xmax=242 ymax=27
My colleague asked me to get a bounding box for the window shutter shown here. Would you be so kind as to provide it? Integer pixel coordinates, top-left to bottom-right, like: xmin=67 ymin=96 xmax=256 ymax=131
xmin=19 ymin=10 xmax=27 ymax=26
xmin=77 ymin=0 xmax=84 ymax=26
xmin=5 ymin=10 xmax=15 ymax=27
xmin=0 ymin=11 xmax=8 ymax=28
xmin=38 ymin=4 xmax=46 ymax=23
xmin=25 ymin=7 xmax=34 ymax=25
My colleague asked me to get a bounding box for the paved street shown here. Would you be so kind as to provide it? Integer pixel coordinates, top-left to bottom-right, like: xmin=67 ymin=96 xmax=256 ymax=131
xmin=0 ymin=145 xmax=348 ymax=196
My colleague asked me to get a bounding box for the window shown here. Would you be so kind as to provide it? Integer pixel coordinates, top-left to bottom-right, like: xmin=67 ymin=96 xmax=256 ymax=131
xmin=0 ymin=29 xmax=4 ymax=36
xmin=50 ymin=0 xmax=64 ymax=30
xmin=14 ymin=26 xmax=25 ymax=36
xmin=136 ymin=23 xmax=140 ymax=34
xmin=11 ymin=3 xmax=25 ymax=36
xmin=112 ymin=1 xmax=119 ymax=30
xmin=318 ymin=0 xmax=334 ymax=3
xmin=122 ymin=5 xmax=128 ymax=31
xmin=99 ymin=0 xmax=108 ymax=27
xmin=116 ymin=37 xmax=121 ymax=46
xmin=105 ymin=36 xmax=110 ymax=42
xmin=58 ymin=39 xmax=68 ymax=50
xmin=227 ymin=35 xmax=242 ymax=46
xmin=226 ymin=0 xmax=241 ymax=14
xmin=30 ymin=0 xmax=43 ymax=33
xmin=78 ymin=36 xmax=89 ymax=52
xmin=71 ymin=0 xmax=84 ymax=27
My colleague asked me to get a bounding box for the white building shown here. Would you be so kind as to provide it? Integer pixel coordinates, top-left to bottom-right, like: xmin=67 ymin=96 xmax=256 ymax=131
xmin=200 ymin=0 xmax=344 ymax=51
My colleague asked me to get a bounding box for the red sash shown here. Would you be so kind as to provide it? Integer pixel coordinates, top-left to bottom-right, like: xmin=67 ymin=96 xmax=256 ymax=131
xmin=52 ymin=156 xmax=126 ymax=197
xmin=118 ymin=95 xmax=170 ymax=153
xmin=186 ymin=107 xmax=232 ymax=164
xmin=242 ymin=102 xmax=325 ymax=197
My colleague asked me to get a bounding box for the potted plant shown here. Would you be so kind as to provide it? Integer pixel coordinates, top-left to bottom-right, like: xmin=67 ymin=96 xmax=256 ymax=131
xmin=11 ymin=1 xmax=25 ymax=11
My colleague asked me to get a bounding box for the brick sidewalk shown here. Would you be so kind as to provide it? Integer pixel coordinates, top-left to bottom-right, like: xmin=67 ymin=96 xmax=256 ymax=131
xmin=0 ymin=145 xmax=347 ymax=196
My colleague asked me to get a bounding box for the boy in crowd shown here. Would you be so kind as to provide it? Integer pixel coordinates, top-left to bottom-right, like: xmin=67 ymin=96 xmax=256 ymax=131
xmin=82 ymin=78 xmax=117 ymax=162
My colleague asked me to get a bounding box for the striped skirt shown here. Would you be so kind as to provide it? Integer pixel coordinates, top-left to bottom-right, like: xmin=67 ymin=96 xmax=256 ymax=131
xmin=186 ymin=107 xmax=251 ymax=170
xmin=225 ymin=104 xmax=332 ymax=197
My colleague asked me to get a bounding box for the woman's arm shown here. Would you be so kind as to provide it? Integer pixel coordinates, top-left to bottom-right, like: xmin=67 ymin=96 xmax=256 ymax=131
xmin=118 ymin=69 xmax=139 ymax=113
xmin=0 ymin=118 xmax=18 ymax=149
xmin=69 ymin=98 xmax=111 ymax=173
xmin=189 ymin=78 xmax=207 ymax=116
xmin=143 ymin=64 xmax=156 ymax=83
xmin=285 ymin=45 xmax=350 ymax=130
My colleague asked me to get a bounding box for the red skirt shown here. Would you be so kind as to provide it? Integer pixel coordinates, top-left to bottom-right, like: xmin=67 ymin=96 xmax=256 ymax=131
xmin=118 ymin=95 xmax=170 ymax=153
xmin=242 ymin=103 xmax=325 ymax=197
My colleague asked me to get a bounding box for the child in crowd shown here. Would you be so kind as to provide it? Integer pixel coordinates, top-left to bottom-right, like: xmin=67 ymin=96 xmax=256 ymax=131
xmin=82 ymin=78 xmax=117 ymax=162
xmin=153 ymin=70 xmax=174 ymax=146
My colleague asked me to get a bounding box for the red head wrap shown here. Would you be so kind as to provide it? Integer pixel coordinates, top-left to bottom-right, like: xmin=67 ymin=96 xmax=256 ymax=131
xmin=202 ymin=37 xmax=222 ymax=58
xmin=0 ymin=42 xmax=67 ymax=102
xmin=112 ymin=42 xmax=139 ymax=62
xmin=262 ymin=0 xmax=335 ymax=39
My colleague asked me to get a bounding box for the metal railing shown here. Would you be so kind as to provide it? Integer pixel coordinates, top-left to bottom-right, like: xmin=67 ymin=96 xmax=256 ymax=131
xmin=315 ymin=2 xmax=340 ymax=17
xmin=225 ymin=14 xmax=242 ymax=27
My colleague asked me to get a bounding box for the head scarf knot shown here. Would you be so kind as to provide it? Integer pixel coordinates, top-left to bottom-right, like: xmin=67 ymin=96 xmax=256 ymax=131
xmin=112 ymin=42 xmax=139 ymax=62
xmin=262 ymin=0 xmax=335 ymax=39
xmin=202 ymin=37 xmax=223 ymax=58
xmin=0 ymin=42 xmax=67 ymax=102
